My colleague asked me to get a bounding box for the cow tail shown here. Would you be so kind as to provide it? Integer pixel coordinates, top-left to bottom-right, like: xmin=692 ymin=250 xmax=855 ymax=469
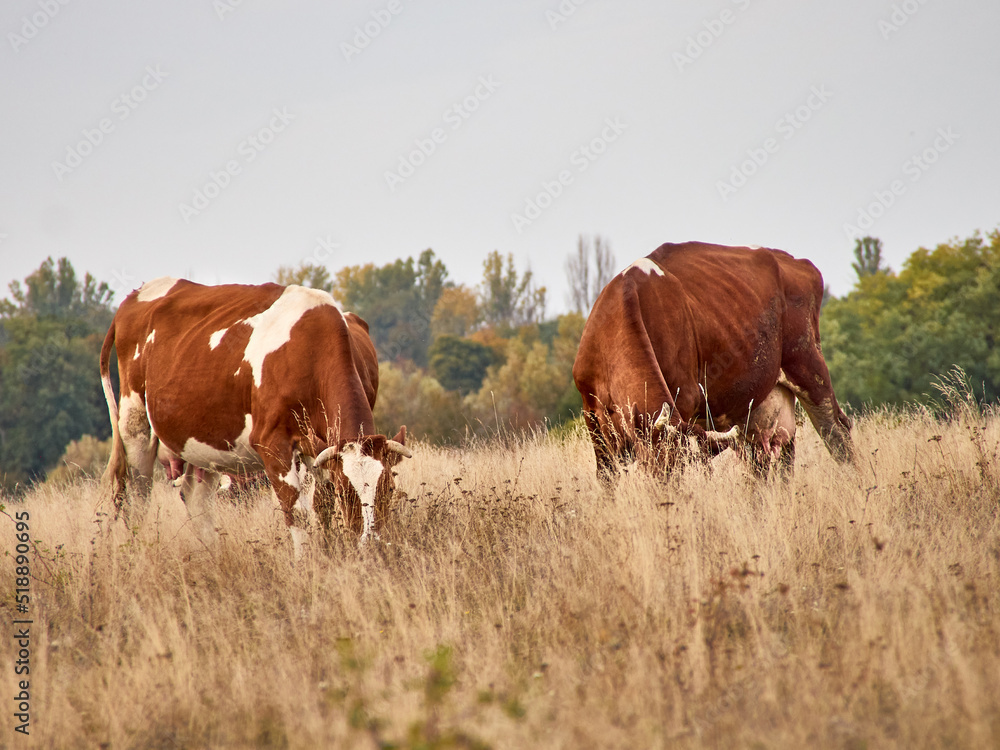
xmin=100 ymin=321 xmax=129 ymax=511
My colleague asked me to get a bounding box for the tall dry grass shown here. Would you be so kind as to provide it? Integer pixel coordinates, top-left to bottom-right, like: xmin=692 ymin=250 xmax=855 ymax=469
xmin=2 ymin=399 xmax=999 ymax=748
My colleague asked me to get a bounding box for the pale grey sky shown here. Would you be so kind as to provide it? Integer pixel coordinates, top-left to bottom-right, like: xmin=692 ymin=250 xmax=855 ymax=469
xmin=2 ymin=0 xmax=998 ymax=312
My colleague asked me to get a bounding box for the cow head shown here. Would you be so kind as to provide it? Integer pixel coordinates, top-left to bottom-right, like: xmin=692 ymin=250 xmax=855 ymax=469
xmin=312 ymin=426 xmax=411 ymax=544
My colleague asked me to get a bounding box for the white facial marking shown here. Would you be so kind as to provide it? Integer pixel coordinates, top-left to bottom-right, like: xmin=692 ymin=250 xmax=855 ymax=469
xmin=179 ymin=413 xmax=260 ymax=472
xmin=340 ymin=443 xmax=384 ymax=542
xmin=137 ymin=277 xmax=179 ymax=302
xmin=146 ymin=330 xmax=155 ymax=344
xmin=624 ymin=258 xmax=665 ymax=277
xmin=133 ymin=344 xmax=141 ymax=360
xmin=240 ymin=286 xmax=341 ymax=387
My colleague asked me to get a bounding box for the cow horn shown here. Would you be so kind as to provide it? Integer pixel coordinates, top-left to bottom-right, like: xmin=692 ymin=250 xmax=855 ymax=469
xmin=386 ymin=440 xmax=412 ymax=458
xmin=703 ymin=425 xmax=740 ymax=446
xmin=652 ymin=402 xmax=671 ymax=430
xmin=314 ymin=446 xmax=339 ymax=467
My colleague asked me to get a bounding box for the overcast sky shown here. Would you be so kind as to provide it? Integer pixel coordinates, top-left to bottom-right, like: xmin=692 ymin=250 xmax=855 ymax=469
xmin=2 ymin=0 xmax=998 ymax=313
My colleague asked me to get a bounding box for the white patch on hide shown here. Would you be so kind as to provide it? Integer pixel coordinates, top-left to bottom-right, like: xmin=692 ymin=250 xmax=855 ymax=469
xmin=340 ymin=443 xmax=384 ymax=543
xmin=146 ymin=330 xmax=155 ymax=344
xmin=239 ymin=286 xmax=341 ymax=387
xmin=624 ymin=258 xmax=665 ymax=277
xmin=137 ymin=277 xmax=179 ymax=302
xmin=209 ymin=328 xmax=228 ymax=350
xmin=133 ymin=344 xmax=141 ymax=360
xmin=118 ymin=391 xmax=152 ymax=451
xmin=178 ymin=413 xmax=260 ymax=472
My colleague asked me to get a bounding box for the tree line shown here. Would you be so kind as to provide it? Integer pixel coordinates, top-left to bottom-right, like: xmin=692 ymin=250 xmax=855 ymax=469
xmin=821 ymin=230 xmax=1000 ymax=408
xmin=1 ymin=229 xmax=997 ymax=490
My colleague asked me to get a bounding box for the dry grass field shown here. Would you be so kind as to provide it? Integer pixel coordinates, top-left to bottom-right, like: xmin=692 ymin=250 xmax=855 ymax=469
xmin=3 ymin=392 xmax=999 ymax=748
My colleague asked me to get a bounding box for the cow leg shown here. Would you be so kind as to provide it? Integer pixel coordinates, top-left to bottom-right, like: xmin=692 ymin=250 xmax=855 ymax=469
xmin=265 ymin=449 xmax=317 ymax=559
xmin=116 ymin=392 xmax=159 ymax=525
xmin=778 ymin=366 xmax=854 ymax=464
xmin=584 ymin=410 xmax=618 ymax=488
xmin=775 ymin=438 xmax=795 ymax=481
xmin=743 ymin=442 xmax=771 ymax=480
xmin=179 ymin=466 xmax=220 ymax=547
xmin=742 ymin=435 xmax=795 ymax=482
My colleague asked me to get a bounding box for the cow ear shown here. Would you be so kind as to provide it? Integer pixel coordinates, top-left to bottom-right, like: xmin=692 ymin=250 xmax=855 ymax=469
xmin=391 ymin=425 xmax=407 ymax=445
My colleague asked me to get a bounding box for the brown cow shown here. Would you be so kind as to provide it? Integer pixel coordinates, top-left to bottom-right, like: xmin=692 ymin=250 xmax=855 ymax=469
xmin=573 ymin=242 xmax=853 ymax=484
xmin=100 ymin=277 xmax=411 ymax=555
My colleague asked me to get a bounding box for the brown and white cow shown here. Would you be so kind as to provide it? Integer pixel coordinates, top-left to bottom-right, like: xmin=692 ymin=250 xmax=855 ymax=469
xmin=573 ymin=242 xmax=854 ymax=484
xmin=100 ymin=277 xmax=411 ymax=554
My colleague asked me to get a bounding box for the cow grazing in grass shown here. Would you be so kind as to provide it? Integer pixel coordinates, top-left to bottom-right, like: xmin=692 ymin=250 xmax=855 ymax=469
xmin=573 ymin=242 xmax=853 ymax=484
xmin=100 ymin=277 xmax=411 ymax=555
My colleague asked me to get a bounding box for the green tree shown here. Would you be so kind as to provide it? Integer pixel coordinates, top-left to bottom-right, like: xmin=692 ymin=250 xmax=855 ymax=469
xmin=3 ymin=256 xmax=114 ymax=331
xmin=372 ymin=362 xmax=465 ymax=444
xmin=428 ymin=335 xmax=498 ymax=395
xmin=274 ymin=261 xmax=332 ymax=290
xmin=822 ymin=229 xmax=1000 ymax=408
xmin=550 ymin=312 xmax=586 ymax=420
xmin=0 ymin=258 xmax=115 ymax=490
xmin=464 ymin=313 xmax=585 ymax=432
xmin=333 ymin=249 xmax=449 ymax=367
xmin=851 ymin=236 xmax=887 ymax=281
xmin=479 ymin=251 xmax=546 ymax=332
xmin=431 ymin=286 xmax=480 ymax=338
